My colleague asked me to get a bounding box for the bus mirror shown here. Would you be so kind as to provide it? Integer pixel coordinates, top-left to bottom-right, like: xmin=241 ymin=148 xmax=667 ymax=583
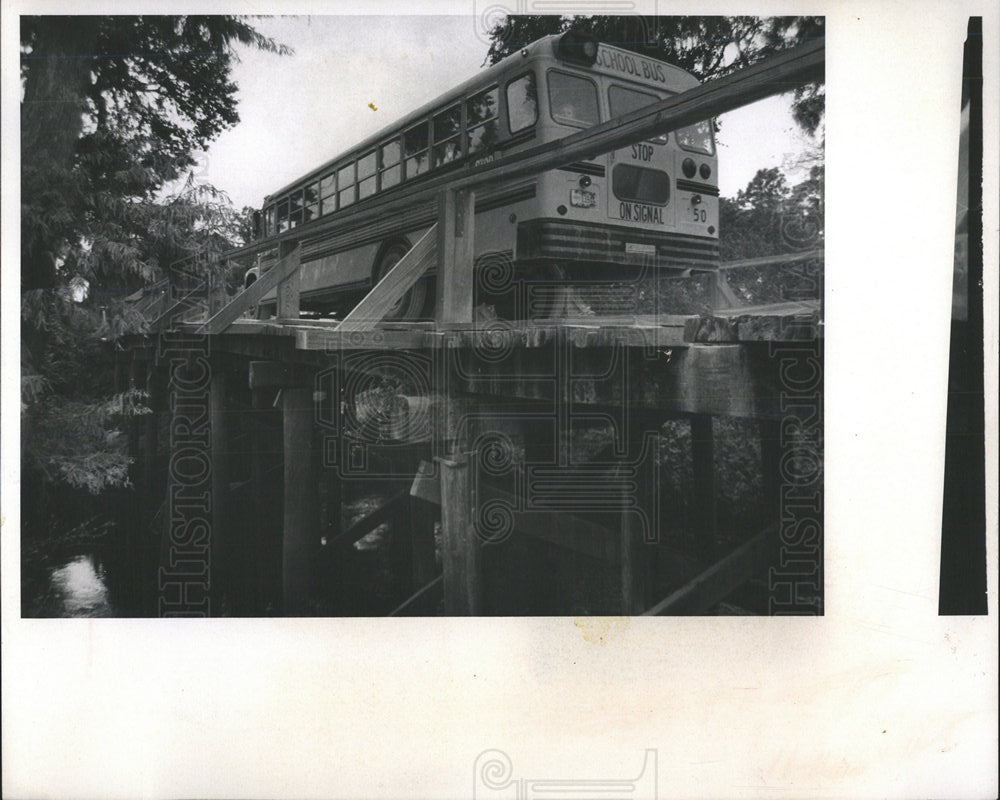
xmin=556 ymin=30 xmax=599 ymax=67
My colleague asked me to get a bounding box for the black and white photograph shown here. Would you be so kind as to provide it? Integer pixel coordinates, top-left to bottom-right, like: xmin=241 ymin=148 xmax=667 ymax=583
xmin=2 ymin=2 xmax=996 ymax=798
xmin=17 ymin=13 xmax=824 ymax=619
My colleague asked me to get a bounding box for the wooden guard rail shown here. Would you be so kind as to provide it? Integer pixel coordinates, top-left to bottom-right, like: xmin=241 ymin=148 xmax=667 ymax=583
xmin=184 ymin=38 xmax=823 ymax=335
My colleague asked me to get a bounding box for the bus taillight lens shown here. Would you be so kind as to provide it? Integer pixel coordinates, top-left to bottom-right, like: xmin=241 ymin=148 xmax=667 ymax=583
xmin=682 ymin=158 xmax=696 ymax=178
xmin=700 ymin=163 xmax=712 ymax=179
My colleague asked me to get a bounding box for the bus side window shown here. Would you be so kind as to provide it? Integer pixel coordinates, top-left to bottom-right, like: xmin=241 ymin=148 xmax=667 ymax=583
xmin=506 ymin=72 xmax=537 ymax=134
xmin=289 ymin=189 xmax=303 ymax=228
xmin=265 ymin=206 xmax=276 ymax=236
xmin=338 ymin=162 xmax=356 ymax=208
xmin=358 ymin=151 xmax=377 ymax=200
xmin=433 ymin=104 xmax=462 ymax=168
xmin=320 ymin=173 xmax=336 ymax=215
xmin=277 ymin=198 xmax=289 ymax=232
xmin=380 ymin=139 xmax=401 ymax=190
xmin=403 ymin=121 xmax=430 ymax=179
xmin=548 ymin=71 xmax=599 ymax=128
xmin=304 ymin=182 xmax=319 ymax=222
xmin=467 ymin=85 xmax=499 ymax=156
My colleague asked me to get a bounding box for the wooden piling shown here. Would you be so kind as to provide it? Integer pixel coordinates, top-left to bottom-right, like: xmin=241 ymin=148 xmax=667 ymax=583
xmin=282 ymin=385 xmax=319 ymax=615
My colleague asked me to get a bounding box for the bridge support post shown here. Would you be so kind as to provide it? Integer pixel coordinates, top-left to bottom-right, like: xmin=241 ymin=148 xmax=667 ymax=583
xmin=621 ymin=424 xmax=657 ymax=615
xmin=282 ymin=384 xmax=319 ymax=615
xmin=435 ymin=188 xmax=476 ymax=328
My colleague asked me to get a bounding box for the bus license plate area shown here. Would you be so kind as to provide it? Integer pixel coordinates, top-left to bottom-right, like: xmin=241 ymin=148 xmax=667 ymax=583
xmin=570 ymin=189 xmax=597 ymax=208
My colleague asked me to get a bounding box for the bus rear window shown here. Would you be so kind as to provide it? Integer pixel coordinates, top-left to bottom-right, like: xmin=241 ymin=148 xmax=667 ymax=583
xmin=609 ymin=84 xmax=667 ymax=144
xmin=612 ymin=164 xmax=671 ymax=206
xmin=676 ymin=120 xmax=715 ymax=155
xmin=548 ymin=71 xmax=599 ymax=128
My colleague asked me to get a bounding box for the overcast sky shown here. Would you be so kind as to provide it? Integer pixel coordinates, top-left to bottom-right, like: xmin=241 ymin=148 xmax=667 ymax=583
xmin=189 ymin=15 xmax=818 ymax=211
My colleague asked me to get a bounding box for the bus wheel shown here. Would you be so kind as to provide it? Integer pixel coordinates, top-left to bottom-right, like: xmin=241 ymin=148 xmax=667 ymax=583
xmin=373 ymin=241 xmax=429 ymax=322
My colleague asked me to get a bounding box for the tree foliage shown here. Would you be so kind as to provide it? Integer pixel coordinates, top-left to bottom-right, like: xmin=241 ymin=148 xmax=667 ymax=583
xmin=484 ymin=15 xmax=824 ymax=135
xmin=20 ymin=16 xmax=287 ymax=510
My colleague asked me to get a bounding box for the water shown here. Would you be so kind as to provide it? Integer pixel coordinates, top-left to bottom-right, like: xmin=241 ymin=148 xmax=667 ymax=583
xmin=27 ymin=553 xmax=118 ymax=617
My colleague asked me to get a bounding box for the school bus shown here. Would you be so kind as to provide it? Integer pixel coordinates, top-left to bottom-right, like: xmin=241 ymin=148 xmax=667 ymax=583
xmin=244 ymin=30 xmax=719 ymax=320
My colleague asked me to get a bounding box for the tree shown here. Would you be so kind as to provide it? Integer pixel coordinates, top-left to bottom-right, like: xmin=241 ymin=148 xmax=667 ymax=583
xmin=21 ymin=16 xmax=289 ymax=291
xmin=20 ymin=16 xmax=288 ymax=544
xmin=717 ymin=165 xmax=824 ymax=305
xmin=484 ymin=15 xmax=824 ymax=135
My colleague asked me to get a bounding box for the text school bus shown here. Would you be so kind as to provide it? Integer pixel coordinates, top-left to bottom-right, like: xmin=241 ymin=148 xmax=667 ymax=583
xmin=243 ymin=31 xmax=719 ymax=320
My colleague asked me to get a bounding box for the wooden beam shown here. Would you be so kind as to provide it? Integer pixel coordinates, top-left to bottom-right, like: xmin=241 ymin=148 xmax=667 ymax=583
xmin=282 ymin=385 xmax=319 ymax=615
xmin=327 ymin=489 xmax=410 ymax=549
xmin=337 ymin=224 xmax=438 ymax=333
xmin=277 ymin=240 xmax=301 ymax=320
xmin=200 ymin=244 xmax=301 ymax=335
xmin=435 ymin=189 xmax=475 ymax=328
xmin=216 ymin=40 xmax=823 ymax=263
xmin=643 ymin=524 xmax=778 ymax=616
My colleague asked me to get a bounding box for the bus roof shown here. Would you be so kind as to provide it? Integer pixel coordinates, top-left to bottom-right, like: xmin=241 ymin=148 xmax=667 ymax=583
xmin=263 ymin=33 xmax=699 ymax=204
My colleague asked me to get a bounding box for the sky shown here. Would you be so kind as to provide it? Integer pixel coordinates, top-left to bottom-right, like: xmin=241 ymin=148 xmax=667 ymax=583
xmin=188 ymin=15 xmax=819 ymax=211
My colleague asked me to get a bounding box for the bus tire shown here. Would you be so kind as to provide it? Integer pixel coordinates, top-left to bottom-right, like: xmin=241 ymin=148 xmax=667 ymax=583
xmin=372 ymin=239 xmax=430 ymax=322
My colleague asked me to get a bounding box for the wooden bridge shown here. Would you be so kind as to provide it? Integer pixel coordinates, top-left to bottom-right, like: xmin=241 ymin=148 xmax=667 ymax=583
xmin=116 ymin=40 xmax=824 ymax=616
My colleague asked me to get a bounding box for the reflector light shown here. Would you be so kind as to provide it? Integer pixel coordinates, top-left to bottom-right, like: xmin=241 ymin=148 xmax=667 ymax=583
xmin=700 ymin=163 xmax=712 ymax=179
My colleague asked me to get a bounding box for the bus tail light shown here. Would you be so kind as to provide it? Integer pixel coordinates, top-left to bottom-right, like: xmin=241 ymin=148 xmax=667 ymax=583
xmin=682 ymin=158 xmax=697 ymax=178
xmin=700 ymin=163 xmax=712 ymax=179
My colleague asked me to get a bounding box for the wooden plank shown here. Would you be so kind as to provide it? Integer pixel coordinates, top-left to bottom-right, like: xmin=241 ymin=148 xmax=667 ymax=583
xmin=282 ymin=385 xmax=319 ymax=615
xmin=337 ymin=224 xmax=438 ymax=333
xmin=643 ymin=524 xmax=778 ymax=615
xmin=295 ymin=327 xmax=432 ymax=351
xmin=200 ymin=244 xmax=301 ymax=335
xmin=217 ymin=40 xmax=823 ymax=264
xmin=437 ymin=452 xmax=482 ymax=615
xmin=435 ymin=189 xmax=476 ymax=328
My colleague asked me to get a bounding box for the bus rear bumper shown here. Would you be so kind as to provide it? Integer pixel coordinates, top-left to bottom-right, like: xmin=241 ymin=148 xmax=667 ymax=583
xmin=515 ymin=218 xmax=719 ymax=271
